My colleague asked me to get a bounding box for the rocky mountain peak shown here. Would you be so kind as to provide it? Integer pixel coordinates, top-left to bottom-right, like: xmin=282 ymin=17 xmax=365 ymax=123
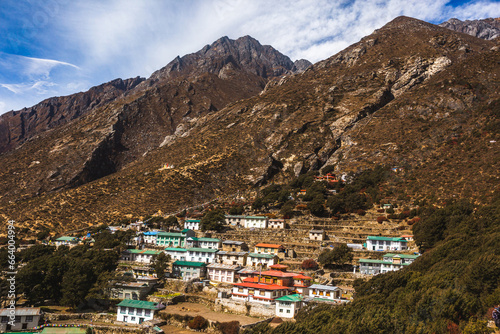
xmin=150 ymin=35 xmax=298 ymax=81
xmin=439 ymin=17 xmax=500 ymax=40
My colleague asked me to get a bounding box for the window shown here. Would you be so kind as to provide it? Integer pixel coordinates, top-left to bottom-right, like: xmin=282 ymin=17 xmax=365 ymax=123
xmin=123 ymin=316 xmax=128 ymax=322
xmin=145 ymin=310 xmax=151 ymax=317
xmin=136 ymin=309 xmax=143 ymax=316
xmin=128 ymin=308 xmax=135 ymax=315
xmin=286 ymin=310 xmax=291 ymax=313
xmin=131 ymin=317 xmax=136 ymax=321
xmin=279 ymin=309 xmax=283 ymax=313
xmin=1 ymin=317 xmax=8 ymax=323
xmin=120 ymin=307 xmax=126 ymax=314
xmin=238 ymin=288 xmax=244 ymax=293
xmin=259 ymin=290 xmax=265 ymax=296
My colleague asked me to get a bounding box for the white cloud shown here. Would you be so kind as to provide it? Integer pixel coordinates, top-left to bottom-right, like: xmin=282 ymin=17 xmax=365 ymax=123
xmin=19 ymin=55 xmax=80 ymax=79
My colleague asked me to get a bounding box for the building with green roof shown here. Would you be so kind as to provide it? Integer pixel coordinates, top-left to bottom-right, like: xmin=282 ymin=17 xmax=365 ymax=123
xmin=359 ymin=253 xmax=420 ymax=275
xmin=366 ymin=236 xmax=408 ymax=251
xmin=184 ymin=219 xmax=201 ymax=231
xmin=172 ymin=261 xmax=207 ymax=281
xmin=165 ymin=247 xmax=188 ymax=261
xmin=186 ymin=247 xmax=218 ymax=263
xmin=116 ymin=299 xmax=161 ymax=324
xmin=53 ymin=236 xmax=78 ymax=247
xmin=275 ymin=294 xmax=305 ymax=319
xmin=156 ymin=229 xmax=195 ymax=247
xmin=248 ymin=252 xmax=278 ymax=269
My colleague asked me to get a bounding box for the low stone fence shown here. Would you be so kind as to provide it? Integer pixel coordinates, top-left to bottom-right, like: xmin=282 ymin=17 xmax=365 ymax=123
xmin=215 ymin=298 xmax=275 ymax=318
xmin=43 ymin=313 xmax=115 ymax=323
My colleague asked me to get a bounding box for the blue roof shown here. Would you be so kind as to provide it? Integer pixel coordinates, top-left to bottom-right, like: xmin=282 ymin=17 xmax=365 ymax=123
xmin=143 ymin=231 xmax=159 ymax=236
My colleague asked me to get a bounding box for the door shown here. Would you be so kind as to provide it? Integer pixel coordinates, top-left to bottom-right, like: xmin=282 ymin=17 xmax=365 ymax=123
xmin=139 ymin=318 xmax=144 ymax=324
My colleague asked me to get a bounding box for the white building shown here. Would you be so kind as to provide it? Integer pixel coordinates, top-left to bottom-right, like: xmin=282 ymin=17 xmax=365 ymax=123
xmin=121 ymin=249 xmax=162 ymax=264
xmin=268 ymin=219 xmax=285 ymax=229
xmin=116 ymin=299 xmax=161 ymax=325
xmin=0 ymin=307 xmax=41 ymax=331
xmin=53 ymin=236 xmax=78 ymax=247
xmin=197 ymin=237 xmax=221 ymax=249
xmin=216 ymin=251 xmax=248 ymax=266
xmin=309 ymin=230 xmax=325 ymax=241
xmin=244 ymin=216 xmax=268 ymax=229
xmin=187 ymin=247 xmax=218 ymax=263
xmin=247 ymin=253 xmax=278 ymax=268
xmin=184 ymin=219 xmax=201 ymax=230
xmin=359 ymin=253 xmax=419 ymax=275
xmin=206 ymin=263 xmax=241 ymax=283
xmin=143 ymin=231 xmax=159 ymax=244
xmin=275 ymin=294 xmax=305 ymax=318
xmin=164 ymin=248 xmax=188 ymax=261
xmin=231 ymin=282 xmax=290 ymax=305
xmin=225 ymin=215 xmax=246 ymax=226
xmin=366 ymin=236 xmax=408 ymax=251
xmin=308 ymin=284 xmax=342 ymax=302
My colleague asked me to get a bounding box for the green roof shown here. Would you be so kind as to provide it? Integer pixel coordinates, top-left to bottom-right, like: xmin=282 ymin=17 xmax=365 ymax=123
xmin=367 ymin=236 xmax=407 ymax=242
xmin=181 ymin=229 xmax=191 ymax=233
xmin=173 ymin=261 xmax=207 ymax=267
xmin=187 ymin=237 xmax=199 ymax=241
xmin=383 ymin=253 xmax=419 ymax=259
xmin=126 ymin=249 xmax=162 ymax=255
xmin=55 ymin=236 xmax=77 ymax=241
xmin=165 ymin=247 xmax=187 ymax=252
xmin=197 ymin=237 xmax=221 ymax=242
xmin=117 ymin=299 xmax=159 ymax=310
xmin=248 ymin=253 xmax=275 ymax=259
xmin=245 ymin=216 xmax=267 ymax=219
xmin=276 ymin=294 xmax=304 ymax=302
xmin=187 ymin=247 xmax=218 ymax=253
xmin=185 ymin=219 xmax=201 ymax=223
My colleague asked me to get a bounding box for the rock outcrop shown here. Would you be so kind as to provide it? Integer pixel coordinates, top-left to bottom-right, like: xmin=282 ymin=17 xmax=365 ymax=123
xmin=439 ymin=17 xmax=500 ymax=40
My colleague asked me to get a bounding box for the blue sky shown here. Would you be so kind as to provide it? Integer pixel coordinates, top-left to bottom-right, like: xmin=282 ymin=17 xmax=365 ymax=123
xmin=0 ymin=0 xmax=499 ymax=114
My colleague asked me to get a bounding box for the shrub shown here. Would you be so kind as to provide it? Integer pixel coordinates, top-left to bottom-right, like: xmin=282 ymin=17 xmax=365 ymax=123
xmin=377 ymin=216 xmax=387 ymax=224
xmin=377 ymin=209 xmax=385 ymax=213
xmin=301 ymin=259 xmax=319 ymax=270
xmin=356 ymin=209 xmax=366 ymax=216
xmin=218 ymin=321 xmax=240 ymax=334
xmin=188 ymin=316 xmax=208 ymax=330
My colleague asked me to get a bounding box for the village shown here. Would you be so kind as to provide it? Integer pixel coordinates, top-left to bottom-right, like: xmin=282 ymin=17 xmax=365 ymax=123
xmin=1 ymin=171 xmax=421 ymax=333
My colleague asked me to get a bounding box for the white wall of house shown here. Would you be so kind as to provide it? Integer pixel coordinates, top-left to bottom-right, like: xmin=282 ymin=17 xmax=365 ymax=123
xmin=207 ymin=268 xmax=237 ymax=283
xmin=248 ymin=256 xmax=276 ymax=268
xmin=116 ymin=306 xmax=155 ymax=324
xmin=187 ymin=250 xmax=217 ymax=263
xmin=165 ymin=250 xmax=187 ymax=261
xmin=184 ymin=221 xmax=200 ymax=230
xmin=244 ymin=217 xmax=268 ymax=229
xmin=366 ymin=239 xmax=407 ymax=251
xmin=231 ymin=287 xmax=288 ymax=305
xmin=309 ymin=286 xmax=341 ymax=301
xmin=275 ymin=301 xmax=301 ymax=318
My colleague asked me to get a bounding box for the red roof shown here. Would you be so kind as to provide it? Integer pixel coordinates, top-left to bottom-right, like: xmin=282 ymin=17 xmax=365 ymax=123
xmin=233 ymin=282 xmax=290 ymax=290
xmin=242 ymin=277 xmax=255 ymax=282
xmin=260 ymin=270 xmax=296 ymax=278
xmin=293 ymin=274 xmax=312 ymax=280
xmin=255 ymin=243 xmax=283 ymax=249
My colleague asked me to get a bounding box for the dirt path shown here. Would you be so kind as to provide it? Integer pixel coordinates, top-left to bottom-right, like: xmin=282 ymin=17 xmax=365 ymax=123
xmin=164 ymin=302 xmax=261 ymax=325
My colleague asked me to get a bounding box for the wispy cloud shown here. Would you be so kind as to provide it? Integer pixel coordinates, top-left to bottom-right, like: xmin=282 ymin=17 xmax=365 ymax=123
xmin=1 ymin=0 xmax=499 ymax=114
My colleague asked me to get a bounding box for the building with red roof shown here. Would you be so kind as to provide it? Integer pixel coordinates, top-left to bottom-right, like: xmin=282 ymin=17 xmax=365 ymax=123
xmin=231 ymin=282 xmax=291 ymax=305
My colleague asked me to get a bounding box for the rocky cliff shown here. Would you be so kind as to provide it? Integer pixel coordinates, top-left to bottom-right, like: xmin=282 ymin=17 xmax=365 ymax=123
xmin=439 ymin=17 xmax=500 ymax=40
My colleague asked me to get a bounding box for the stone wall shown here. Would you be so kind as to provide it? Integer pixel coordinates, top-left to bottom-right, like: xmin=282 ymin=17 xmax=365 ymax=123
xmin=215 ymin=298 xmax=275 ymax=318
xmin=43 ymin=313 xmax=115 ymax=323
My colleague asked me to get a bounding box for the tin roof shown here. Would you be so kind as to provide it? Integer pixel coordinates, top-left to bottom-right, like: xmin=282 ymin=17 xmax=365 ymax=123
xmin=198 ymin=237 xmax=221 ymax=242
xmin=222 ymin=240 xmax=246 ymax=245
xmin=125 ymin=249 xmax=162 ymax=255
xmin=217 ymin=251 xmax=247 ymax=256
xmin=187 ymin=247 xmax=218 ymax=253
xmin=165 ymin=247 xmax=187 ymax=252
xmin=206 ymin=263 xmax=241 ymax=270
xmin=233 ymin=282 xmax=290 ymax=290
xmin=367 ymin=236 xmax=407 ymax=242
xmin=276 ymin=294 xmax=304 ymax=302
xmin=173 ymin=260 xmax=207 ymax=267
xmin=309 ymin=284 xmax=340 ymax=291
xmin=117 ymin=299 xmax=159 ymax=310
xmin=255 ymin=243 xmax=283 ymax=249
xmin=248 ymin=253 xmax=276 ymax=259
xmin=0 ymin=307 xmax=40 ymax=316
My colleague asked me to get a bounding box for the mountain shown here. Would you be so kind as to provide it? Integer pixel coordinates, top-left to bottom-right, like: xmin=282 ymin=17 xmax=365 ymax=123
xmin=0 ymin=36 xmax=300 ymax=203
xmin=439 ymin=17 xmax=500 ymax=40
xmin=0 ymin=16 xmax=498 ymax=235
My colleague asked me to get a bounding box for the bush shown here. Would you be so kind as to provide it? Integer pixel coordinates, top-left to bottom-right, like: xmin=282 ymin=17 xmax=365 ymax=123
xmin=356 ymin=209 xmax=366 ymax=216
xmin=188 ymin=316 xmax=208 ymax=330
xmin=218 ymin=321 xmax=240 ymax=334
xmin=377 ymin=216 xmax=387 ymax=224
xmin=301 ymin=259 xmax=319 ymax=270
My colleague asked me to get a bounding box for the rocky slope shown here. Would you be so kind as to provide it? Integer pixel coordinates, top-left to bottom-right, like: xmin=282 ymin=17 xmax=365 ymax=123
xmin=0 ymin=36 xmax=300 ymax=203
xmin=439 ymin=17 xmax=500 ymax=40
xmin=0 ymin=16 xmax=498 ymax=235
xmin=0 ymin=77 xmax=144 ymax=154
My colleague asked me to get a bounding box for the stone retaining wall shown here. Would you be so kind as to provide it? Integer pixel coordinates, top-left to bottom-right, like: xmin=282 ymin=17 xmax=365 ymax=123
xmin=215 ymin=298 xmax=275 ymax=318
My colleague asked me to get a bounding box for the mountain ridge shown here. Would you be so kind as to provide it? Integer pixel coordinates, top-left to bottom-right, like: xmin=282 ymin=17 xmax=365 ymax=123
xmin=0 ymin=16 xmax=498 ymax=235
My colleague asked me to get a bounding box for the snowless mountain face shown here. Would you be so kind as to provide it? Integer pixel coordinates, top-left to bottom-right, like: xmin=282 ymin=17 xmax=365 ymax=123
xmin=439 ymin=17 xmax=500 ymax=40
xmin=0 ymin=16 xmax=498 ymax=236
